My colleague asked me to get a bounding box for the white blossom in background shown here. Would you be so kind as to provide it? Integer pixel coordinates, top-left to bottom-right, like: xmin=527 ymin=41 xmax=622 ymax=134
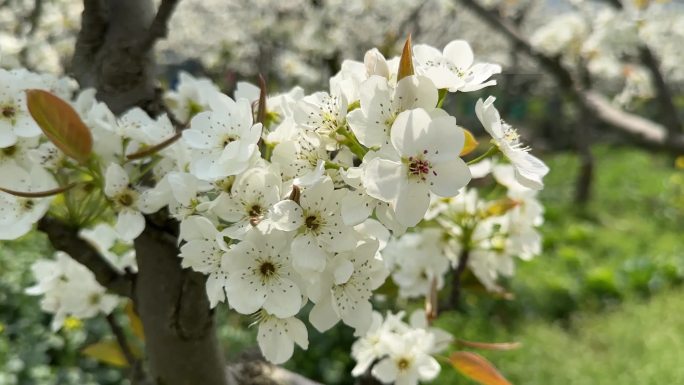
xmin=26 ymin=252 xmax=118 ymax=331
xmin=476 ymin=96 xmax=548 ymax=190
xmin=351 ymin=311 xmax=446 ymax=385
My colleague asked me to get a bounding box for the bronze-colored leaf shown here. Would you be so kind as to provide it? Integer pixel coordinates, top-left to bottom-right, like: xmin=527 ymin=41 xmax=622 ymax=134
xmin=455 ymin=339 xmax=522 ymax=351
xmin=450 ymin=351 xmax=512 ymax=385
xmin=124 ymin=301 xmax=145 ymax=342
xmin=82 ymin=340 xmax=129 ymax=367
xmin=126 ymin=132 xmax=181 ymax=160
xmin=0 ymin=183 xmax=76 ymax=198
xmin=397 ymin=34 xmax=415 ymax=81
xmin=460 ymin=128 xmax=479 ymax=156
xmin=25 ymin=89 xmax=92 ymax=164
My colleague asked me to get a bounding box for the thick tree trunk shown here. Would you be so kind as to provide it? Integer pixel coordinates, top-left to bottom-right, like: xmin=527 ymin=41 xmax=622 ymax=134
xmin=71 ymin=2 xmax=228 ymax=384
xmin=71 ymin=0 xmax=159 ymax=115
xmin=135 ymin=227 xmax=228 ymax=385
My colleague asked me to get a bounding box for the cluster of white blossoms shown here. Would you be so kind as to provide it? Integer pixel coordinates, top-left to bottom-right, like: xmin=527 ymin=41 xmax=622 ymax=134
xmin=351 ymin=311 xmax=451 ymax=385
xmin=25 ymin=252 xmax=119 ymax=331
xmin=1 ymin=37 xmax=548 ymax=381
xmin=530 ymin=0 xmax=684 ymax=106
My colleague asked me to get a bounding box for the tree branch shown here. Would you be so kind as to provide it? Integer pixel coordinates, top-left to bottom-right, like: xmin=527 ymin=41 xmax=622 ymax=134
xmin=601 ymin=0 xmax=682 ymax=136
xmin=138 ymin=0 xmax=181 ymax=53
xmin=226 ymin=362 xmax=323 ymax=385
xmin=37 ymin=217 xmax=133 ymax=297
xmin=444 ymin=248 xmax=470 ymax=311
xmin=458 ymin=0 xmax=684 ymax=153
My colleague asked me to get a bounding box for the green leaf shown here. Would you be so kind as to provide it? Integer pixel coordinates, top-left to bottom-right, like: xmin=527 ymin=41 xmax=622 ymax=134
xmin=397 ymin=34 xmax=414 ymax=81
xmin=82 ymin=340 xmax=129 ymax=367
xmin=25 ymin=89 xmax=93 ymax=164
xmin=450 ymin=351 xmax=512 ymax=385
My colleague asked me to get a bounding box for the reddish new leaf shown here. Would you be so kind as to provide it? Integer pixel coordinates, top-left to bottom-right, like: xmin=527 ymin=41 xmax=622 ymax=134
xmin=26 ymin=89 xmax=93 ymax=164
xmin=397 ymin=34 xmax=415 ymax=81
xmin=450 ymin=351 xmax=512 ymax=385
xmin=456 ymin=339 xmax=522 ymax=351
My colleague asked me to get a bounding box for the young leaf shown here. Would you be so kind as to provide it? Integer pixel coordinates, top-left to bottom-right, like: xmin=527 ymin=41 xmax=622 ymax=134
xmin=82 ymin=340 xmax=129 ymax=367
xmin=0 ymin=183 xmax=76 ymax=198
xmin=124 ymin=301 xmax=145 ymax=342
xmin=397 ymin=34 xmax=415 ymax=81
xmin=455 ymin=339 xmax=522 ymax=351
xmin=450 ymin=351 xmax=512 ymax=385
xmin=460 ymin=129 xmax=479 ymax=156
xmin=25 ymin=89 xmax=93 ymax=164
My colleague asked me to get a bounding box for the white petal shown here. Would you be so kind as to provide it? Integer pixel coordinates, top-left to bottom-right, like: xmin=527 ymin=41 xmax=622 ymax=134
xmin=372 ymin=358 xmax=399 ymax=383
xmin=115 ymin=210 xmax=145 ymax=241
xmin=309 ymin=294 xmax=340 ymax=332
xmin=427 ymin=157 xmax=471 ymax=197
xmin=393 ymin=180 xmax=430 ymax=227
xmin=390 ymin=109 xmax=432 ymax=157
xmin=257 ymin=317 xmax=295 ymax=364
xmin=263 ymin=278 xmax=301 ymax=318
xmin=104 ymin=163 xmax=130 ymax=197
xmin=269 ymin=199 xmax=304 ymax=231
xmin=443 ymin=40 xmax=474 ymax=70
xmin=291 ymin=234 xmax=328 ymax=276
xmin=362 ymin=158 xmax=404 ymax=203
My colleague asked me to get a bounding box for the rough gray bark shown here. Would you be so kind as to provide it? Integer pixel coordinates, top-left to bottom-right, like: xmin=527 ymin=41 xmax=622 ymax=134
xmin=135 ymin=225 xmax=228 ymax=385
xmin=71 ymin=0 xmax=160 ymax=115
xmin=70 ymin=2 xmax=230 ymax=384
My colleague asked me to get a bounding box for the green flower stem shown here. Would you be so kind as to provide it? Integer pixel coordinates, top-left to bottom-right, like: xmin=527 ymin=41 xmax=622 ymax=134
xmin=466 ymin=146 xmax=499 ymax=165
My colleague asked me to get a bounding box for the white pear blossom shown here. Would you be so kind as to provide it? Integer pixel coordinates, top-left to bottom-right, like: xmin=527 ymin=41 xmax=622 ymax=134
xmin=223 ymin=230 xmax=302 ymax=318
xmin=309 ymin=239 xmax=387 ymax=335
xmin=363 ymin=108 xmax=471 ymax=227
xmin=26 ymin=252 xmax=119 ymax=331
xmin=293 ymin=91 xmax=347 ymax=150
xmin=104 ymin=163 xmax=146 ymax=241
xmin=383 ymin=229 xmax=450 ymax=298
xmin=179 ymin=216 xmax=230 ymax=307
xmin=351 ymin=311 xmax=447 ymax=384
xmin=0 ymin=164 xmax=57 ymax=240
xmin=183 ymin=93 xmax=262 ymax=180
xmin=413 ymin=40 xmax=501 ymax=92
xmin=347 ymin=75 xmax=438 ymax=149
xmin=211 ymin=166 xmax=301 ymax=239
xmin=0 ymin=69 xmax=42 ymax=147
xmin=286 ymin=177 xmax=355 ymax=277
xmin=475 ymin=96 xmax=549 ymax=190
xmin=256 ymin=311 xmax=309 ymax=364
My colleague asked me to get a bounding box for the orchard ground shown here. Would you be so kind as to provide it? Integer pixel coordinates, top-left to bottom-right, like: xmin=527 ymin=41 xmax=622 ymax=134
xmin=1 ymin=145 xmax=682 ymax=384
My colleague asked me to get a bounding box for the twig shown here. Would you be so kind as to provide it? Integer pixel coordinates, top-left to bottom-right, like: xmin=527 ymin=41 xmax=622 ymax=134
xmin=447 ymin=248 xmax=470 ymax=311
xmin=457 ymin=0 xmax=684 ymax=154
xmin=106 ymin=314 xmax=152 ymax=385
xmin=38 ymin=217 xmax=133 ymax=297
xmin=106 ymin=313 xmax=136 ymax=366
xmin=138 ymin=0 xmax=181 ymax=53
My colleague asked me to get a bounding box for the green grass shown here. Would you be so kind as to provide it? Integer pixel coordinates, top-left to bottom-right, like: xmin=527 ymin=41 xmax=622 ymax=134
xmin=435 ymin=288 xmax=684 ymax=384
